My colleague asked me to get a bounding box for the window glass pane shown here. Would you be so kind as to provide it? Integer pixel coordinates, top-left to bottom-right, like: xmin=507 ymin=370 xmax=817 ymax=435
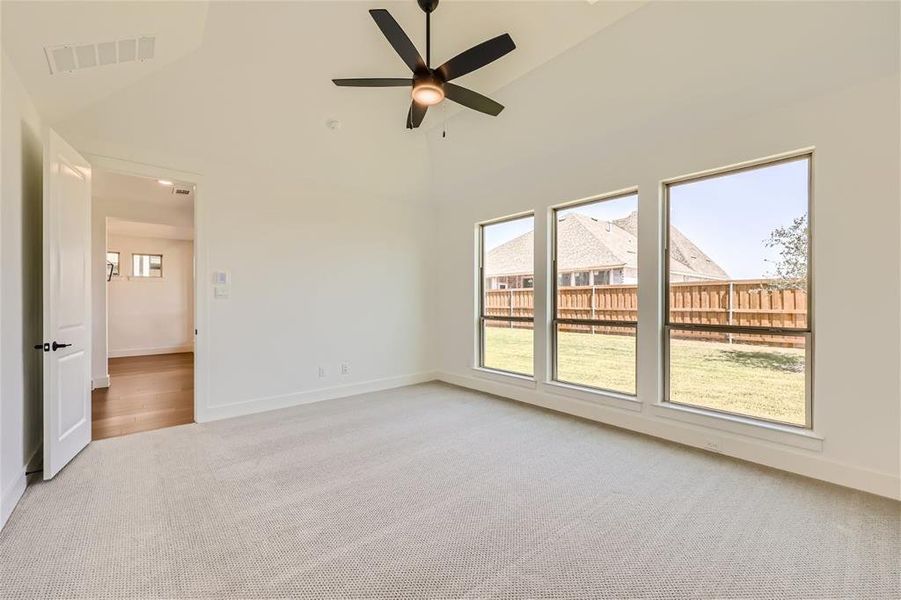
xmin=668 ymin=328 xmax=807 ymax=426
xmin=667 ymin=158 xmax=809 ymax=327
xmin=556 ymin=193 xmax=638 ymax=320
xmin=106 ymin=252 xmax=119 ymax=276
xmin=133 ymin=254 xmax=163 ymax=278
xmin=556 ymin=324 xmax=635 ymax=394
xmin=483 ymin=321 xmax=534 ymax=376
xmin=573 ymin=271 xmax=590 ymax=286
xmin=592 ymin=270 xmax=609 ymax=285
xmin=481 ymin=215 xmax=534 ymax=375
xmin=483 ymin=215 xmax=534 ymax=318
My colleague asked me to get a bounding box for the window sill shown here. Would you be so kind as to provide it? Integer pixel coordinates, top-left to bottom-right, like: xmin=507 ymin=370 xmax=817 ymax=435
xmin=471 ymin=367 xmax=537 ymax=389
xmin=543 ymin=381 xmax=642 ymax=413
xmin=650 ymin=402 xmax=823 ymax=451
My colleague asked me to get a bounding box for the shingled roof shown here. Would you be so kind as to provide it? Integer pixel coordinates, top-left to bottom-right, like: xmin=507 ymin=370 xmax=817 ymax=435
xmin=485 ymin=211 xmax=728 ymax=280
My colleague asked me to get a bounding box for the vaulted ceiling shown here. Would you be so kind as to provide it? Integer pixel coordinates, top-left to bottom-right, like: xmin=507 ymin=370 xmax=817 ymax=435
xmin=1 ymin=1 xmax=644 ymax=197
xmin=2 ymin=1 xmax=897 ymax=200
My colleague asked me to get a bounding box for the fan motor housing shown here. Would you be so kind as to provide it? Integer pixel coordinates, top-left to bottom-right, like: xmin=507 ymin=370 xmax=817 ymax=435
xmin=417 ymin=0 xmax=439 ymax=14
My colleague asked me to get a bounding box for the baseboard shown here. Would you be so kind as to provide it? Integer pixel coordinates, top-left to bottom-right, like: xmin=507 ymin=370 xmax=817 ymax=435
xmin=92 ymin=375 xmax=110 ymax=389
xmin=438 ymin=370 xmax=901 ymax=501
xmin=197 ymin=371 xmax=439 ymax=423
xmin=108 ymin=345 xmax=194 ymax=358
xmin=0 ymin=471 xmax=27 ymax=531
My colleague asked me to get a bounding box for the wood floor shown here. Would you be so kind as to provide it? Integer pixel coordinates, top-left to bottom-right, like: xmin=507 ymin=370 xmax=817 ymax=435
xmin=92 ymin=352 xmax=194 ymax=440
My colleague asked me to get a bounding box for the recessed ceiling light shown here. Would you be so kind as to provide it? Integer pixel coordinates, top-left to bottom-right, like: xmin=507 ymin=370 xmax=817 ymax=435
xmin=158 ymin=179 xmax=173 ymax=186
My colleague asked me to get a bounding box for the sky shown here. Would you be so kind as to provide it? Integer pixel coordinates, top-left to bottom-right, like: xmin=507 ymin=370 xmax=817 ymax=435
xmin=669 ymin=158 xmax=808 ymax=279
xmin=483 ymin=158 xmax=809 ymax=280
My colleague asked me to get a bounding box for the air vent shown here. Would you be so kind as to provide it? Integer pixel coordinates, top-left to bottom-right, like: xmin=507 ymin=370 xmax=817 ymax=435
xmin=44 ymin=35 xmax=155 ymax=74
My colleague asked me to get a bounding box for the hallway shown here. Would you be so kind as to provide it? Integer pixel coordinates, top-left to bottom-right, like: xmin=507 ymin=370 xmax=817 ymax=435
xmin=92 ymin=353 xmax=194 ymax=440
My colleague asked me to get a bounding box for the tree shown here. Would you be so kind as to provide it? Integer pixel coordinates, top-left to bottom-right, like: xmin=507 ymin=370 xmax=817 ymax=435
xmin=764 ymin=213 xmax=807 ymax=289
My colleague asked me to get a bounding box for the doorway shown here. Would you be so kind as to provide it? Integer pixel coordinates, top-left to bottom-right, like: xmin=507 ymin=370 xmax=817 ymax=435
xmin=91 ymin=170 xmax=196 ymax=440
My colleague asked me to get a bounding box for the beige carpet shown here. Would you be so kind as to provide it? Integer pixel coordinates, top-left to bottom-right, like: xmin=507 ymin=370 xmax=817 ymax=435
xmin=0 ymin=382 xmax=898 ymax=599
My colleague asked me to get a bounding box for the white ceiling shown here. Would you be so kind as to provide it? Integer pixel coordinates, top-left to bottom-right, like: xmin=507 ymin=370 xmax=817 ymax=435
xmin=3 ymin=2 xmax=896 ymax=201
xmin=108 ymin=219 xmax=194 ymax=241
xmin=1 ymin=1 xmax=644 ymax=197
xmin=1 ymin=1 xmax=641 ymax=127
xmin=1 ymin=1 xmax=209 ymax=122
xmin=94 ymin=169 xmax=194 ymax=207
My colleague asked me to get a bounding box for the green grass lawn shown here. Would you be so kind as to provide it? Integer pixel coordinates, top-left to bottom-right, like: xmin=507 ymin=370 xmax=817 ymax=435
xmin=484 ymin=326 xmax=806 ymax=426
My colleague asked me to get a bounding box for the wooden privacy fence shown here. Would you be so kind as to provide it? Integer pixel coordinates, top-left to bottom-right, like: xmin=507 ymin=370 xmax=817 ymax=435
xmin=485 ymin=279 xmax=807 ymax=347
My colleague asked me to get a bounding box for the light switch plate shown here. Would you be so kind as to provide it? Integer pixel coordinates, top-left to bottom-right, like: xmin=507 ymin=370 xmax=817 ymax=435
xmin=214 ymin=285 xmax=229 ymax=299
xmin=213 ymin=271 xmax=229 ymax=285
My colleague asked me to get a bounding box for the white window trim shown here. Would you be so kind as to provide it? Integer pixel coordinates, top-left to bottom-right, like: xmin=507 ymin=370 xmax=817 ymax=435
xmin=471 ymin=366 xmax=537 ymax=388
xmin=651 ymin=401 xmax=823 ymax=451
xmin=543 ymin=380 xmax=642 ymax=412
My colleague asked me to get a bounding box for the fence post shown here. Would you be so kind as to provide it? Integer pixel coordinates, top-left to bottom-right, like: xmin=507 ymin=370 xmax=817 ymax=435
xmin=509 ymin=289 xmax=513 ymax=328
xmin=590 ymin=286 xmax=596 ymax=334
xmin=727 ymin=281 xmax=734 ymax=344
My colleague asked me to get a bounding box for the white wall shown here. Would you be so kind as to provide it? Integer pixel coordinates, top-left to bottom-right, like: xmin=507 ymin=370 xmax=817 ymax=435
xmin=191 ymin=172 xmax=434 ymax=421
xmin=428 ymin=4 xmax=900 ymax=498
xmin=91 ymin=192 xmax=193 ymax=385
xmin=0 ymin=51 xmax=43 ymax=528
xmin=107 ymin=234 xmax=194 ymax=357
xmin=81 ymin=157 xmax=436 ymax=422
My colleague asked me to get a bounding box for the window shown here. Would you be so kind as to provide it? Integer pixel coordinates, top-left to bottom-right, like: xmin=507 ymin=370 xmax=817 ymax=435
xmin=132 ymin=253 xmax=163 ymax=278
xmin=664 ymin=154 xmax=811 ymax=427
xmin=572 ymin=271 xmax=590 ymax=286
xmin=553 ymin=192 xmax=639 ymax=395
xmin=106 ymin=251 xmax=120 ymax=277
xmin=479 ymin=214 xmax=534 ymax=376
xmin=591 ymin=270 xmax=610 ymax=286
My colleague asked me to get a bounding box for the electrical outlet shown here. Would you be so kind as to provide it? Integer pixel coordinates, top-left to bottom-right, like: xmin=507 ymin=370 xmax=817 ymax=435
xmin=318 ymin=366 xmax=326 ymax=378
xmin=340 ymin=362 xmax=349 ymax=376
xmin=703 ymin=440 xmax=721 ymax=453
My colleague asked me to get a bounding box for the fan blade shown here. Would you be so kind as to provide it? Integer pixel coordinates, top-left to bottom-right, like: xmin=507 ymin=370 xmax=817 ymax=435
xmin=406 ymin=101 xmax=428 ymax=129
xmin=444 ymin=83 xmax=504 ymax=116
xmin=370 ymin=9 xmax=426 ymax=73
xmin=333 ymin=78 xmax=412 ymax=87
xmin=436 ymin=33 xmax=515 ymax=82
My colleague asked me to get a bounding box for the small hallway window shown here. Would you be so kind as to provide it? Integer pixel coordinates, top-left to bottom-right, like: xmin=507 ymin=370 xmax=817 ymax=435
xmin=132 ymin=253 xmax=163 ymax=278
xmin=106 ymin=251 xmax=120 ymax=277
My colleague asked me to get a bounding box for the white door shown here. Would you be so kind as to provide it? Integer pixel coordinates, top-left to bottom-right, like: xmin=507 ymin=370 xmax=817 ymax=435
xmin=42 ymin=129 xmax=92 ymax=480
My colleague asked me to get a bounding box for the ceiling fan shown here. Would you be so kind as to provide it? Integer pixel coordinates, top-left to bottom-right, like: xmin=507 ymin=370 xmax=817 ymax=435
xmin=333 ymin=0 xmax=515 ymax=129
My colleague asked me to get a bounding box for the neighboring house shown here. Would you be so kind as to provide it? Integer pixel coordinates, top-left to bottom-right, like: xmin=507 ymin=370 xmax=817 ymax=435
xmin=485 ymin=211 xmax=728 ymax=289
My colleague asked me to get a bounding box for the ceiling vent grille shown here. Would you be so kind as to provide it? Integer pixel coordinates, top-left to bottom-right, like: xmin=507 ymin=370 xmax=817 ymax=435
xmin=44 ymin=36 xmax=155 ymax=74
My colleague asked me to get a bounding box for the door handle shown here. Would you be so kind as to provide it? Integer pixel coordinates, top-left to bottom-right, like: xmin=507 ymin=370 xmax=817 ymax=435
xmin=34 ymin=343 xmax=50 ymax=352
xmin=51 ymin=341 xmax=72 ymax=351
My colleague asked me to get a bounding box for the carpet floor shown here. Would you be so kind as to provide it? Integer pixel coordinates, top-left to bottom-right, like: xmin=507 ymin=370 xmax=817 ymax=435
xmin=0 ymin=382 xmax=898 ymax=599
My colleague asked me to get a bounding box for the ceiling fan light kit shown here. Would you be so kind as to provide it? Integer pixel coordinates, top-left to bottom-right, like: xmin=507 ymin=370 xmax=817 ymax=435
xmin=332 ymin=0 xmax=515 ymax=129
xmin=411 ymin=78 xmax=444 ymax=106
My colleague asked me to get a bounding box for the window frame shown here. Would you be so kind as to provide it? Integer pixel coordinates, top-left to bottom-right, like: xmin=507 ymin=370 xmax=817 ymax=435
xmin=662 ymin=151 xmax=814 ymax=429
xmin=132 ymin=252 xmax=164 ymax=278
xmin=477 ymin=212 xmax=535 ymax=377
xmin=551 ymin=189 xmax=639 ymax=396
